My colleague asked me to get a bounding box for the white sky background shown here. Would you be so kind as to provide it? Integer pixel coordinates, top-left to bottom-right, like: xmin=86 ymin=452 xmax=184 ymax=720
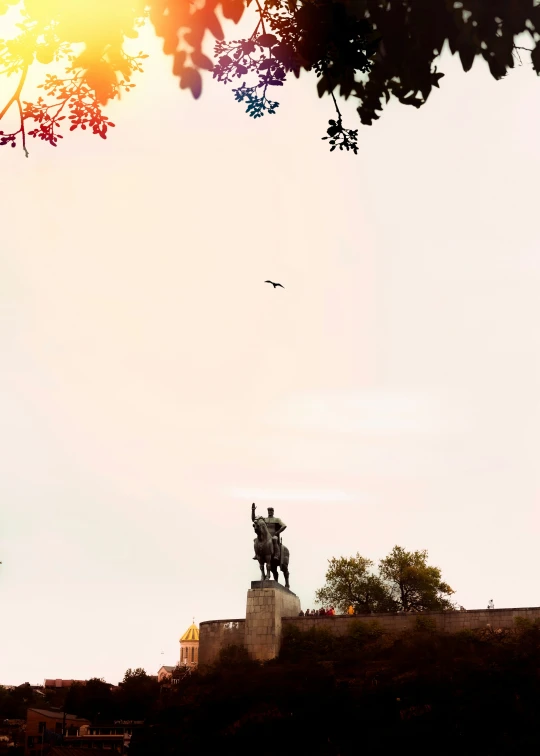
xmin=1 ymin=14 xmax=540 ymax=685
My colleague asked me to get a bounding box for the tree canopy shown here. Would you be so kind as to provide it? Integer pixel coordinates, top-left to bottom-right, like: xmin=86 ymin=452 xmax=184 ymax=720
xmin=1 ymin=0 xmax=539 ymax=158
xmin=63 ymin=677 xmax=115 ymax=723
xmin=315 ymin=545 xmax=455 ymax=613
xmin=315 ymin=553 xmax=396 ymax=614
xmin=379 ymin=545 xmax=456 ymax=612
xmin=0 ymin=668 xmax=159 ymax=723
xmin=116 ymin=667 xmax=160 ymax=719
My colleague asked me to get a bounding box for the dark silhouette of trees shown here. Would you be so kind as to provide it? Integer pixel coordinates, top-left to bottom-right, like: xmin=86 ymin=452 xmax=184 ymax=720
xmin=0 ymin=683 xmax=37 ymax=720
xmin=0 ymin=682 xmax=70 ymax=719
xmin=1 ymin=1 xmax=540 ymax=157
xmin=63 ymin=678 xmax=116 ymax=723
xmin=5 ymin=629 xmax=540 ymax=754
xmin=315 ymin=546 xmax=455 ymax=614
xmin=0 ymin=669 xmax=157 ymax=724
xmin=128 ymin=620 xmax=540 ymax=755
xmin=115 ymin=668 xmax=160 ymax=720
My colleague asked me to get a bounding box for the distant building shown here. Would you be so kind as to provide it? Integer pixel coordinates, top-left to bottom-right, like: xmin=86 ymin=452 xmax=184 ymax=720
xmin=157 ymin=621 xmax=200 ymax=681
xmin=59 ymin=721 xmax=143 ymax=752
xmin=179 ymin=622 xmax=199 ymax=668
xmin=157 ymin=666 xmax=174 ymax=683
xmin=171 ymin=665 xmax=193 ymax=684
xmin=43 ymin=680 xmax=86 ymax=690
xmin=25 ymin=708 xmax=90 ymax=756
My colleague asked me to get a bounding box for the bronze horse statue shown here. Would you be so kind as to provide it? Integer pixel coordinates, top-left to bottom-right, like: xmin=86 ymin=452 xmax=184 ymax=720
xmin=253 ymin=516 xmax=290 ymax=589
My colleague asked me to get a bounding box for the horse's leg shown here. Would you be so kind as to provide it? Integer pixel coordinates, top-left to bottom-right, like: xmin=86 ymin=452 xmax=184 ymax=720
xmin=282 ymin=565 xmax=290 ymax=589
xmin=271 ymin=563 xmax=279 ymax=582
xmin=265 ymin=553 xmax=272 ymax=581
xmin=259 ymin=559 xmax=265 ymax=582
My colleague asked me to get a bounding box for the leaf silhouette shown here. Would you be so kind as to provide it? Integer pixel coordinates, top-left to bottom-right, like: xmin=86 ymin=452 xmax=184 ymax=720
xmin=222 ymin=0 xmax=244 ymax=24
xmin=191 ymin=51 xmax=214 ymax=71
xmin=257 ymin=34 xmax=278 ymax=48
xmin=180 ymin=67 xmax=203 ymax=100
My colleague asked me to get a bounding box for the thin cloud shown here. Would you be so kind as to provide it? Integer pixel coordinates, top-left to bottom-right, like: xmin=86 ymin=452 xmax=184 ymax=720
xmin=230 ymin=488 xmax=353 ymax=502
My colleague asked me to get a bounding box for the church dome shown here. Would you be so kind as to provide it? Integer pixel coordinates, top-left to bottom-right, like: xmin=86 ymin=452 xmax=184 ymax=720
xmin=180 ymin=623 xmax=199 ymax=642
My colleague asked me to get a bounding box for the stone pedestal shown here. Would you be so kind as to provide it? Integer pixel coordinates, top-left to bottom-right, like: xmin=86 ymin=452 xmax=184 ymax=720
xmin=245 ymin=580 xmax=301 ymax=661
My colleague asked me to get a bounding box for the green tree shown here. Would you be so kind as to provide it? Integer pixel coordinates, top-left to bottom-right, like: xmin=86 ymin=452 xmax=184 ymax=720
xmin=315 ymin=553 xmax=396 ymax=614
xmin=379 ymin=545 xmax=456 ymax=613
xmin=1 ymin=1 xmax=540 ymax=157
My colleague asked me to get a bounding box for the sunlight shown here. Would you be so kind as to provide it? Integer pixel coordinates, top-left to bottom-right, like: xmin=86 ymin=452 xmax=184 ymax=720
xmin=21 ymin=0 xmax=146 ymax=46
xmin=0 ymin=0 xmax=151 ymax=150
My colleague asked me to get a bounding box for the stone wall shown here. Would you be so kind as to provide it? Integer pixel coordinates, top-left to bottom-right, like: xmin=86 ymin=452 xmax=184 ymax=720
xmin=199 ymin=601 xmax=540 ymax=667
xmin=282 ymin=606 xmax=540 ymax=635
xmin=198 ymin=619 xmax=245 ymax=666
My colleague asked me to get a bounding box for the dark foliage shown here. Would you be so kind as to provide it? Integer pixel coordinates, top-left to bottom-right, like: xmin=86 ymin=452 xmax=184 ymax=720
xmin=128 ymin=620 xmax=540 ymax=755
xmin=63 ymin=678 xmax=116 ymax=723
xmin=0 ymin=682 xmax=70 ymax=720
xmin=114 ymin=668 xmax=160 ymax=720
xmin=0 ymin=669 xmax=159 ymax=724
xmin=5 ymin=624 xmax=540 ymax=753
xmin=1 ymin=1 xmax=540 ymax=156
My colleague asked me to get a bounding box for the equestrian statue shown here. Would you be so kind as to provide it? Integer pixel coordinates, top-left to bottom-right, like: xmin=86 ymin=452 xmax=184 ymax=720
xmin=251 ymin=502 xmax=291 ymax=589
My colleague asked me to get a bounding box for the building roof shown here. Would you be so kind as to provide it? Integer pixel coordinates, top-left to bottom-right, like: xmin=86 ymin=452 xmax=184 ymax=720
xmin=158 ymin=666 xmax=174 ymax=673
xmin=180 ymin=623 xmax=199 ymax=642
xmin=28 ymin=709 xmax=90 ymax=722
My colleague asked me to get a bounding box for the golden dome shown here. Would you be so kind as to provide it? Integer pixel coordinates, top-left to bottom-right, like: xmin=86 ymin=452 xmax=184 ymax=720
xmin=180 ymin=623 xmax=199 ymax=642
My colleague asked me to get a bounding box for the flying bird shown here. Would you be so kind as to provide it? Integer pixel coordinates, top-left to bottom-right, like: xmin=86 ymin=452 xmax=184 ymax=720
xmin=265 ymin=280 xmax=284 ymax=288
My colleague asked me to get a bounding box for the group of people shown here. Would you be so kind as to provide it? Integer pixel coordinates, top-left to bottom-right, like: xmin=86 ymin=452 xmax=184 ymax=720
xmin=299 ymin=607 xmax=336 ymax=616
xmin=299 ymin=606 xmax=356 ymax=617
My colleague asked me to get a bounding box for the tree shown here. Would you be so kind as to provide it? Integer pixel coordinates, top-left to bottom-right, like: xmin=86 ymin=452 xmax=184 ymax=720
xmin=1 ymin=0 xmax=540 ymax=158
xmin=315 ymin=554 xmax=396 ymax=614
xmin=316 ymin=546 xmax=456 ymax=614
xmin=379 ymin=545 xmax=455 ymax=613
xmin=0 ymin=682 xmax=39 ymax=719
xmin=117 ymin=668 xmax=160 ymax=719
xmin=64 ymin=678 xmax=115 ymax=722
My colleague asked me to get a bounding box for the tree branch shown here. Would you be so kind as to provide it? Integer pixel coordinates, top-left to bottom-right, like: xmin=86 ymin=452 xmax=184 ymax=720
xmin=0 ymin=64 xmax=29 ymax=122
xmin=16 ymin=99 xmax=28 ymax=158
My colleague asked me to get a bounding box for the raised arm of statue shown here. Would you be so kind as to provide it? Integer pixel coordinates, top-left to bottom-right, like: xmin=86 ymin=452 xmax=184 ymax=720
xmin=251 ymin=502 xmax=256 ymax=522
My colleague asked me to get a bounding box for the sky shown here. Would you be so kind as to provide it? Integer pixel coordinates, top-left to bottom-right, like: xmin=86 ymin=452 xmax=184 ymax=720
xmin=1 ymin=12 xmax=540 ymax=686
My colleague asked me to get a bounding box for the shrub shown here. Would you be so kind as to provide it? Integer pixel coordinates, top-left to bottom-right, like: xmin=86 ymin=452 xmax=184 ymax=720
xmin=414 ymin=616 xmax=437 ymax=633
xmin=280 ymin=624 xmax=337 ymax=661
xmin=513 ymin=616 xmax=540 ymax=631
xmin=216 ymin=644 xmax=252 ymax=666
xmin=348 ymin=620 xmax=383 ymax=646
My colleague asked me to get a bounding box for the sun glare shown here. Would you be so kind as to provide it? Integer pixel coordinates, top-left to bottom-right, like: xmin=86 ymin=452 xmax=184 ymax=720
xmin=0 ymin=0 xmax=148 ymax=58
xmin=0 ymin=0 xmax=151 ymax=152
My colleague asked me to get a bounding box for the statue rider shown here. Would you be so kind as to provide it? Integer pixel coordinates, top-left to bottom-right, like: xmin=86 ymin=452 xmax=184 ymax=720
xmin=252 ymin=503 xmax=287 ymax=563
